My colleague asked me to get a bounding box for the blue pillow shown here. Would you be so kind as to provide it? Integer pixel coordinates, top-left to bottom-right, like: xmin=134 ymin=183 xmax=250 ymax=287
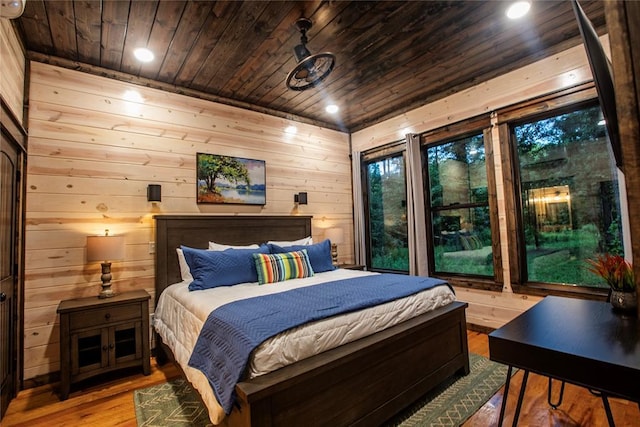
xmin=181 ymin=245 xmax=269 ymax=290
xmin=269 ymin=239 xmax=335 ymax=273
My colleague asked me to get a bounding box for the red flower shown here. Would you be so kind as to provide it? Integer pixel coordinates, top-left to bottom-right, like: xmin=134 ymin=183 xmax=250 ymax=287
xmin=586 ymin=254 xmax=635 ymax=292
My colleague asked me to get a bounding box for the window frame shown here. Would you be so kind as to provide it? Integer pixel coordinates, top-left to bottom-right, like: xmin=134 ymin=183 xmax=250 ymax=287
xmin=361 ymin=141 xmax=410 ymax=274
xmin=498 ymin=82 xmax=611 ymax=300
xmin=421 ymin=115 xmax=503 ymax=292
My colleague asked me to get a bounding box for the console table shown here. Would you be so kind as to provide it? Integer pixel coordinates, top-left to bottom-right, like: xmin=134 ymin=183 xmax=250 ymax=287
xmin=489 ymin=296 xmax=639 ymax=426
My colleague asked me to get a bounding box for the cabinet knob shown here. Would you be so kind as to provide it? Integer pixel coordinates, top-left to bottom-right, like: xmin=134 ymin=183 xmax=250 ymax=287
xmin=0 ymin=292 xmax=6 ymax=302
xmin=102 ymin=345 xmax=108 ymax=352
xmin=105 ymin=313 xmax=111 ymax=320
xmin=109 ymin=344 xmax=114 ymax=349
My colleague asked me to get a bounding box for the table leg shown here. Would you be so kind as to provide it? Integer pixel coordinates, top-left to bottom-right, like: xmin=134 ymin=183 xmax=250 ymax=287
xmin=547 ymin=378 xmax=566 ymax=409
xmin=498 ymin=365 xmax=514 ymax=426
xmin=601 ymin=394 xmax=616 ymax=427
xmin=512 ymin=370 xmax=530 ymax=427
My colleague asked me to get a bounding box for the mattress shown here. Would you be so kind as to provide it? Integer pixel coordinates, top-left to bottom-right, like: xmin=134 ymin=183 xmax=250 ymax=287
xmin=152 ymin=268 xmax=456 ymax=424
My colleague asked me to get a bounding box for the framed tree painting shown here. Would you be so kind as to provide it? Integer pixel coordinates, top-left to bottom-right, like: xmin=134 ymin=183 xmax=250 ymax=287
xmin=196 ymin=153 xmax=266 ymax=205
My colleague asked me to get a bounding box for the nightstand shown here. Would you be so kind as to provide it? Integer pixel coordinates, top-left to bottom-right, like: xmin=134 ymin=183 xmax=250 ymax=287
xmin=57 ymin=289 xmax=151 ymax=400
xmin=339 ymin=264 xmax=366 ymax=270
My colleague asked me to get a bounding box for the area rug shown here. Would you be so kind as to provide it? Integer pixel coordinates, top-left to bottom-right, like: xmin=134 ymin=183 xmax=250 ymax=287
xmin=134 ymin=353 xmax=512 ymax=427
xmin=134 ymin=378 xmax=213 ymax=427
xmin=385 ymin=353 xmax=513 ymax=426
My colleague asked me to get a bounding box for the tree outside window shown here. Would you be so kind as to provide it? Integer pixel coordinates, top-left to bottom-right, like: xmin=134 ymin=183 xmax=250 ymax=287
xmin=425 ymin=134 xmax=494 ymax=277
xmin=365 ymin=154 xmax=409 ymax=272
xmin=513 ymin=104 xmax=623 ymax=289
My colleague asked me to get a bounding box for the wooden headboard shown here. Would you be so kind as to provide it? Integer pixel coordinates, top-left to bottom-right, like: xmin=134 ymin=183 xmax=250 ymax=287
xmin=154 ymin=215 xmax=312 ymax=303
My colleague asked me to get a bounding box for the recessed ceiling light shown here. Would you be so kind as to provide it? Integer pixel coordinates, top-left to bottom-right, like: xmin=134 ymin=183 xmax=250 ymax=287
xmin=325 ymin=104 xmax=339 ymax=114
xmin=285 ymin=125 xmax=298 ymax=134
xmin=123 ymin=90 xmax=143 ymax=103
xmin=506 ymin=1 xmax=531 ymax=19
xmin=134 ymin=47 xmax=154 ymax=63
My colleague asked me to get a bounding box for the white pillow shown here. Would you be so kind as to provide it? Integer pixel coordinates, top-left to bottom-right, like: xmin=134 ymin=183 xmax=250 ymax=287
xmin=208 ymin=242 xmax=260 ymax=251
xmin=267 ymin=236 xmax=313 ymax=246
xmin=176 ymin=248 xmax=193 ymax=283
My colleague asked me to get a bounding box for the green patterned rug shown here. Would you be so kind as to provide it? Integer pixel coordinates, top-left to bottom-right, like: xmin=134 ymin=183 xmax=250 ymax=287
xmin=134 ymin=378 xmax=213 ymax=426
xmin=134 ymin=353 xmax=512 ymax=427
xmin=386 ymin=353 xmax=513 ymax=426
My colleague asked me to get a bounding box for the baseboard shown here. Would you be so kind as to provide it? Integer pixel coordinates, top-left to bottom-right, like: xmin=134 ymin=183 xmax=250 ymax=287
xmin=466 ymin=322 xmax=495 ymax=334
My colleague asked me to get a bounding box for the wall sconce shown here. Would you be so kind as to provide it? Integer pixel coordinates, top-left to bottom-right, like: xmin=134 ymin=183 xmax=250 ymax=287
xmin=294 ymin=192 xmax=308 ymax=204
xmin=324 ymin=227 xmax=344 ymax=266
xmin=87 ymin=230 xmax=125 ymax=299
xmin=147 ymin=184 xmax=161 ymax=202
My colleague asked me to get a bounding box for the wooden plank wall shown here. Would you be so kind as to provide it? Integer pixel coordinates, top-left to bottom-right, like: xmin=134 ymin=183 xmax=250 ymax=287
xmin=605 ymin=1 xmax=640 ymax=317
xmin=0 ymin=18 xmax=25 ymax=124
xmin=352 ymin=38 xmax=608 ymax=329
xmin=24 ymin=62 xmax=352 ymax=380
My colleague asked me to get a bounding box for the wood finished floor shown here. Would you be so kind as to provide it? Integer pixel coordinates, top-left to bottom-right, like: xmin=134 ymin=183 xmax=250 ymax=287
xmin=2 ymin=330 xmax=638 ymax=426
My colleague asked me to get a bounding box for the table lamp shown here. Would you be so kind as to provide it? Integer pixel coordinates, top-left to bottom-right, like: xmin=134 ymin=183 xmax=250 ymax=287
xmin=324 ymin=227 xmax=344 ymax=266
xmin=87 ymin=230 xmax=125 ymax=298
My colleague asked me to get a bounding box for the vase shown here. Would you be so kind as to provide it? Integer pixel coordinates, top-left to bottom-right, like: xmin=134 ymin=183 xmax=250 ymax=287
xmin=610 ymin=290 xmax=638 ymax=314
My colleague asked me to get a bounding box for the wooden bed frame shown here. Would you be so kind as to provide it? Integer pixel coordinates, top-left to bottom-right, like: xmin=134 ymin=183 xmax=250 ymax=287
xmin=154 ymin=215 xmax=469 ymax=426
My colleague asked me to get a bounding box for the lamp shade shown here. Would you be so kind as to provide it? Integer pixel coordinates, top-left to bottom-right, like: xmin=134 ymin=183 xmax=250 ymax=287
xmin=87 ymin=235 xmax=125 ymax=262
xmin=324 ymin=227 xmax=344 ymax=244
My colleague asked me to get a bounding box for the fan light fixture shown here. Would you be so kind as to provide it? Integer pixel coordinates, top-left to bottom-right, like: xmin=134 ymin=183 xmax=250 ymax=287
xmin=0 ymin=0 xmax=25 ymax=19
xmin=286 ymin=18 xmax=336 ymax=91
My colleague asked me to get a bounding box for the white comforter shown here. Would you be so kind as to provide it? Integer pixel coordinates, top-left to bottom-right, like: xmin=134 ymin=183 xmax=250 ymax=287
xmin=152 ymin=269 xmax=456 ymax=424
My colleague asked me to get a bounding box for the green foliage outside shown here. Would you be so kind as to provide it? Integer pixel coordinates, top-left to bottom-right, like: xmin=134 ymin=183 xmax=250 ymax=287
xmin=428 ymin=135 xmax=493 ymax=277
xmin=434 ymin=246 xmax=493 ymax=276
xmin=526 ymin=226 xmax=604 ymax=287
xmin=367 ymin=158 xmax=409 ymax=272
xmin=372 ymin=247 xmax=410 ymax=272
xmin=515 ymin=105 xmax=624 ymax=288
xmin=364 ymin=105 xmax=624 ymax=288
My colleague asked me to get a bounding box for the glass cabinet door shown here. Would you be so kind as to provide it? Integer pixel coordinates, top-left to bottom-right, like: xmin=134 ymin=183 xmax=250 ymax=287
xmin=112 ymin=322 xmax=142 ymax=364
xmin=72 ymin=328 xmax=108 ymax=374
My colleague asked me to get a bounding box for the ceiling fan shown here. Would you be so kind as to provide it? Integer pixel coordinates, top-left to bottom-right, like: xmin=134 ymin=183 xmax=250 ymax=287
xmin=0 ymin=0 xmax=26 ymax=19
xmin=286 ymin=18 xmax=336 ymax=91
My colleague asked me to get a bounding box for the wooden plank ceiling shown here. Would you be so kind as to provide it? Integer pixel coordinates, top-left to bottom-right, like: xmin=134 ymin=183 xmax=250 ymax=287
xmin=13 ymin=0 xmax=606 ymax=132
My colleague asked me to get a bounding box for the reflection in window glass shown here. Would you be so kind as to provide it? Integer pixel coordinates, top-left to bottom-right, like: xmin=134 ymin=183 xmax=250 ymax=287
xmin=514 ymin=105 xmax=623 ymax=288
xmin=426 ymin=134 xmax=493 ymax=276
xmin=366 ymin=155 xmax=409 ymax=272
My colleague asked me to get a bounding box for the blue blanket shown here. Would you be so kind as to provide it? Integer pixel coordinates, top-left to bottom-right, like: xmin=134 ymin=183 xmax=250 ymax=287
xmin=187 ymin=273 xmax=450 ymax=413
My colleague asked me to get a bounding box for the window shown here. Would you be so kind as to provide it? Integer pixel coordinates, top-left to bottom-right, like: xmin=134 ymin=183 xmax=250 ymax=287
xmin=425 ymin=133 xmax=495 ymax=277
xmin=363 ymin=151 xmax=409 ymax=272
xmin=509 ymin=102 xmax=624 ymax=293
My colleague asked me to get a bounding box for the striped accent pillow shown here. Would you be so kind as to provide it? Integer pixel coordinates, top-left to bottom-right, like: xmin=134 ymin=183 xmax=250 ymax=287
xmin=253 ymin=250 xmax=314 ymax=285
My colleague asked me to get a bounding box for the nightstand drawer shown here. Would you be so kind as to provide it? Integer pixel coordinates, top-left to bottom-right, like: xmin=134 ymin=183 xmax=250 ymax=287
xmin=69 ymin=303 xmax=141 ymax=330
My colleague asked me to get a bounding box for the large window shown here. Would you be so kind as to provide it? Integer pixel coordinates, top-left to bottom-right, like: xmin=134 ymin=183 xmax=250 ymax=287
xmin=510 ymin=103 xmax=624 ymax=291
xmin=425 ymin=133 xmax=494 ymax=277
xmin=363 ymin=152 xmax=409 ymax=272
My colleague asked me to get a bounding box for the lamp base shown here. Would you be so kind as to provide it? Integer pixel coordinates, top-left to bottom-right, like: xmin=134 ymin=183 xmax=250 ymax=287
xmin=331 ymin=243 xmax=339 ymax=266
xmin=98 ymin=286 xmax=116 ymax=299
xmin=98 ymin=262 xmax=117 ymax=298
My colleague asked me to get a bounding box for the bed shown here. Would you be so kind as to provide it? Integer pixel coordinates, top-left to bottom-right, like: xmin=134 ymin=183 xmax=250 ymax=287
xmin=153 ymin=215 xmax=469 ymax=427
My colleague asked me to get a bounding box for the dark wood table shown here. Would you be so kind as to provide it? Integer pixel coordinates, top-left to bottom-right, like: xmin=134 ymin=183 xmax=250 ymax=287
xmin=488 ymin=295 xmax=639 ymax=426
